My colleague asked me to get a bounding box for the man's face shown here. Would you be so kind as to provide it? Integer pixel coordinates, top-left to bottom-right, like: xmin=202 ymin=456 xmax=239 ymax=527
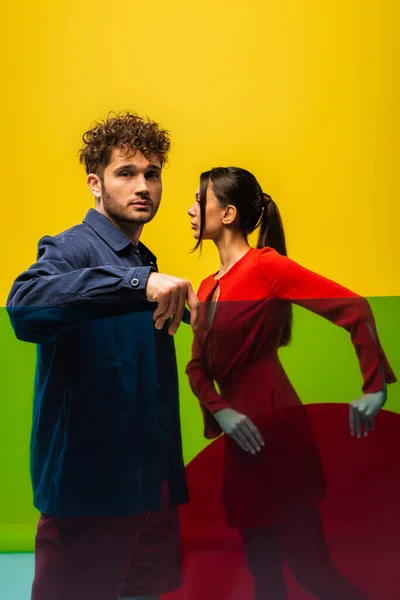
xmin=89 ymin=148 xmax=163 ymax=226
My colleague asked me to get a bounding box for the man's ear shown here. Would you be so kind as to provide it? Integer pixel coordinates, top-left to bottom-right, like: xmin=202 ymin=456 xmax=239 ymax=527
xmin=87 ymin=173 xmax=102 ymax=199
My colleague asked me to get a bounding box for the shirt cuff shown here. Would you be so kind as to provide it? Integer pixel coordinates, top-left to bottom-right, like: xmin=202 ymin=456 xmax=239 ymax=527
xmin=122 ymin=266 xmax=155 ymax=300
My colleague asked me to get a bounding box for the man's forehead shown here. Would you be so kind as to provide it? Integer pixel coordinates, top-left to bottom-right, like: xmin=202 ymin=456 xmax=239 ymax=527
xmin=110 ymin=148 xmax=161 ymax=168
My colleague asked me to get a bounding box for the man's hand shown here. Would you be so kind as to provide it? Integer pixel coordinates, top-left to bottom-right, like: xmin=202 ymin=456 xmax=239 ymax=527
xmin=213 ymin=408 xmax=264 ymax=455
xmin=146 ymin=272 xmax=200 ymax=335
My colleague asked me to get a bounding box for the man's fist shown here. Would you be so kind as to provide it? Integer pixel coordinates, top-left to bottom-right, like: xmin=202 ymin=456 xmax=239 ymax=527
xmin=146 ymin=272 xmax=200 ymax=335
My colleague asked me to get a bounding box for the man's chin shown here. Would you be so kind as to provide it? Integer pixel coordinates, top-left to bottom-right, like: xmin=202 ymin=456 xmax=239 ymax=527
xmin=116 ymin=212 xmax=154 ymax=225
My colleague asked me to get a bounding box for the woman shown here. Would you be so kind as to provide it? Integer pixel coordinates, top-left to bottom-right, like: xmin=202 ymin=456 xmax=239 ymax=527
xmin=185 ymin=167 xmax=396 ymax=600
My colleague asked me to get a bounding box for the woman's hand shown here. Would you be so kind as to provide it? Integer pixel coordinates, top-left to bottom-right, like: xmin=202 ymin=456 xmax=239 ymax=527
xmin=349 ymin=390 xmax=387 ymax=438
xmin=213 ymin=408 xmax=264 ymax=454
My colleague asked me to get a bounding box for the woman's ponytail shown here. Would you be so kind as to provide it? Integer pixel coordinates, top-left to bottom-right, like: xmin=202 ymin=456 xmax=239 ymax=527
xmin=257 ymin=193 xmax=292 ymax=346
xmin=257 ymin=194 xmax=288 ymax=256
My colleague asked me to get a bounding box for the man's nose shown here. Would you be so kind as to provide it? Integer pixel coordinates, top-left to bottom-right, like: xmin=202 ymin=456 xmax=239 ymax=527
xmin=134 ymin=175 xmax=150 ymax=196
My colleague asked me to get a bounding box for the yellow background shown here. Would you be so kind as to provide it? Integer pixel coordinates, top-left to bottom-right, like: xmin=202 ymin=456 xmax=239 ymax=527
xmin=1 ymin=0 xmax=399 ymax=302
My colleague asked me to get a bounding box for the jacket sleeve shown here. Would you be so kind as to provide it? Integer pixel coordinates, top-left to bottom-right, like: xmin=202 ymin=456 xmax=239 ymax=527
xmin=260 ymin=248 xmax=396 ymax=394
xmin=7 ymin=235 xmax=154 ymax=344
xmin=186 ymin=334 xmax=231 ymax=439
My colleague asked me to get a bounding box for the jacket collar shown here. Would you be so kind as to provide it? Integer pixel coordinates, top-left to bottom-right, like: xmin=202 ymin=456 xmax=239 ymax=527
xmin=83 ymin=208 xmax=157 ymax=262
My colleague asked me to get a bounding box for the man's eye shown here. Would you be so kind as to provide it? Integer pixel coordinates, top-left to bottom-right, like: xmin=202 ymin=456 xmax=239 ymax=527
xmin=120 ymin=171 xmax=130 ymax=177
xmin=147 ymin=171 xmax=160 ymax=179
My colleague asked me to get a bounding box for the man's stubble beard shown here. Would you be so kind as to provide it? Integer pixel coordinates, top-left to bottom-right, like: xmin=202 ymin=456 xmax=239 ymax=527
xmin=101 ymin=187 xmax=159 ymax=226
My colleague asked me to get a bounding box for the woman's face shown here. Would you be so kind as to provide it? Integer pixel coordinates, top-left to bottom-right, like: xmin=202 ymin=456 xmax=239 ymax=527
xmin=188 ymin=181 xmax=226 ymax=241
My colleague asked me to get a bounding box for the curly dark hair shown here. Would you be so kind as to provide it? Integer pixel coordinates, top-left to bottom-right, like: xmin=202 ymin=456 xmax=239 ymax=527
xmin=79 ymin=111 xmax=171 ymax=176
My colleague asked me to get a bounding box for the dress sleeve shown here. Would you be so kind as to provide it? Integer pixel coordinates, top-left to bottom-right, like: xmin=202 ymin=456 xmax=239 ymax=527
xmin=186 ymin=334 xmax=230 ymax=439
xmin=260 ymin=248 xmax=396 ymax=394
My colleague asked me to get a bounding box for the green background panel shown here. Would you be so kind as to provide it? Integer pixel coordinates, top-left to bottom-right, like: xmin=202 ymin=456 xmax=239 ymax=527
xmin=0 ymin=298 xmax=399 ymax=551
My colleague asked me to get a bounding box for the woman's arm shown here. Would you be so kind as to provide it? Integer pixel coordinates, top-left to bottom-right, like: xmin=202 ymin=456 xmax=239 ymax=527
xmin=186 ymin=334 xmax=264 ymax=452
xmin=260 ymin=248 xmax=396 ymax=436
xmin=261 ymin=248 xmax=396 ymax=393
xmin=186 ymin=335 xmax=230 ymax=439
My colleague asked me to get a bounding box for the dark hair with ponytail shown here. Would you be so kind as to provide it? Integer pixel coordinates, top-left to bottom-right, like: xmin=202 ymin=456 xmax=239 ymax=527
xmin=194 ymin=166 xmax=293 ymax=346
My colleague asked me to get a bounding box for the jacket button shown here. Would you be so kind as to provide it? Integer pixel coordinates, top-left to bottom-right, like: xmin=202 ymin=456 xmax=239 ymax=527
xmin=130 ymin=278 xmax=139 ymax=288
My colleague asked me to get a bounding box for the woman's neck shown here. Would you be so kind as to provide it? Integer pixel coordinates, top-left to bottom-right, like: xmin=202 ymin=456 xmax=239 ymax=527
xmin=214 ymin=232 xmax=250 ymax=278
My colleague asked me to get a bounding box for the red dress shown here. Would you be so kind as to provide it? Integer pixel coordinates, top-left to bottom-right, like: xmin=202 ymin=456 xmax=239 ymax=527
xmin=186 ymin=247 xmax=396 ymax=529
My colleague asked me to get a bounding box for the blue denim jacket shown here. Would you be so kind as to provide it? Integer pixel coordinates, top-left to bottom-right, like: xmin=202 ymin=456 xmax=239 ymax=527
xmin=7 ymin=209 xmax=189 ymax=517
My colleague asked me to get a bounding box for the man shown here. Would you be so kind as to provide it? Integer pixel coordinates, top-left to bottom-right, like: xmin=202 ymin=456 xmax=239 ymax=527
xmin=7 ymin=111 xmax=199 ymax=600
